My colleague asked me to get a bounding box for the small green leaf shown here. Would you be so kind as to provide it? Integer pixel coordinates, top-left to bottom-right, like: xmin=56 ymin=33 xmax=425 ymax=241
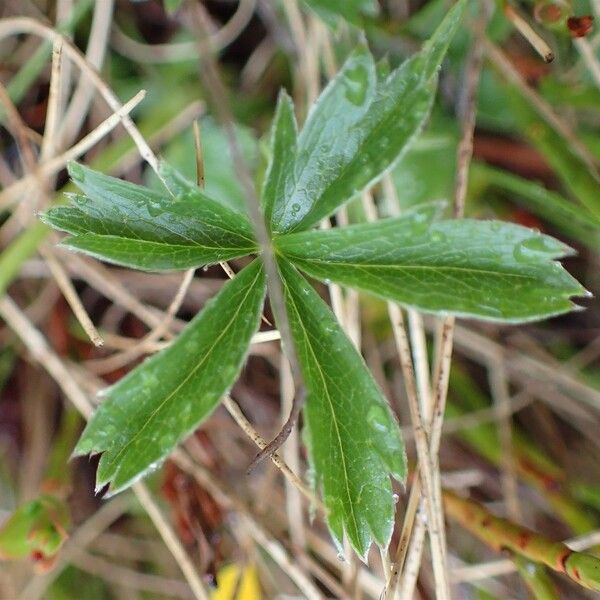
xmin=261 ymin=90 xmax=298 ymax=227
xmin=42 ymin=162 xmax=257 ymax=271
xmin=74 ymin=260 xmax=266 ymax=495
xmin=276 ymin=204 xmax=586 ymax=323
xmin=419 ymin=0 xmax=467 ymax=82
xmin=302 ymin=0 xmax=379 ymax=26
xmin=270 ymin=0 xmax=466 ymax=234
xmin=278 ymin=259 xmax=406 ymax=557
xmin=0 ymin=495 xmax=69 ymax=561
xmin=471 ymin=163 xmax=600 ymax=251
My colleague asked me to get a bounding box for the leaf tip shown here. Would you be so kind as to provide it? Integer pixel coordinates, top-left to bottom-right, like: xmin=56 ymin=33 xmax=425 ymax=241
xmin=66 ymin=161 xmax=85 ymax=183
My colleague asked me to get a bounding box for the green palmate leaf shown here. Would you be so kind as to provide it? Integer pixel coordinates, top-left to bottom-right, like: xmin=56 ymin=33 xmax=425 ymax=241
xmin=278 ymin=259 xmax=406 ymax=557
xmin=41 ymin=162 xmax=257 ymax=271
xmin=276 ymin=203 xmax=586 ymax=322
xmin=74 ymin=260 xmax=266 ymax=494
xmin=261 ymin=90 xmax=298 ymax=227
xmin=269 ymin=0 xmax=466 ymax=234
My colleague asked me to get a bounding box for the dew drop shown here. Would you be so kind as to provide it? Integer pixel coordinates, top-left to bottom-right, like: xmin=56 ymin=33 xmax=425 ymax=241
xmin=147 ymin=202 xmax=164 ymax=218
xmin=430 ymin=230 xmax=447 ymax=244
xmin=513 ymin=236 xmax=557 ymax=263
xmin=337 ymin=552 xmax=346 ymax=562
xmin=367 ymin=405 xmax=389 ymax=433
xmin=343 ymin=63 xmax=369 ymax=106
xmin=291 ymin=203 xmax=301 ymax=215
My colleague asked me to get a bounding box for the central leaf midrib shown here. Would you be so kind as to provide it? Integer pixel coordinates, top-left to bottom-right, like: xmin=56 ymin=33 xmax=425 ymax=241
xmin=283 ymin=274 xmax=362 ymax=544
xmin=287 ymin=256 xmax=537 ymax=280
xmin=68 ymin=233 xmax=257 ymax=253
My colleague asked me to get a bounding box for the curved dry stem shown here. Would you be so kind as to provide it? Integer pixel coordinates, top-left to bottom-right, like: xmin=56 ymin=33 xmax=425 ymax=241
xmin=0 ymin=17 xmax=161 ymax=176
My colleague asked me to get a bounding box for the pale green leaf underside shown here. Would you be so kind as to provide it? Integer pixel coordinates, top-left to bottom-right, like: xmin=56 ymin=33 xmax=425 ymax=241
xmin=42 ymin=162 xmax=257 ymax=271
xmin=276 ymin=203 xmax=586 ymax=323
xmin=74 ymin=260 xmax=266 ymax=494
xmin=278 ymin=259 xmax=406 ymax=557
xmin=270 ymin=0 xmax=466 ymax=234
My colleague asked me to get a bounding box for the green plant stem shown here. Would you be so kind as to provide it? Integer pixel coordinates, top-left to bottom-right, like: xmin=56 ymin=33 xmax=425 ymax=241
xmin=190 ymin=7 xmax=304 ymax=466
xmin=443 ymin=489 xmax=600 ymax=592
xmin=514 ymin=554 xmax=559 ymax=600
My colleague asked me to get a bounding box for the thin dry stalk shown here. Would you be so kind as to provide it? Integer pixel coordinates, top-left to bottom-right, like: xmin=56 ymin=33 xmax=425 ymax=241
xmin=280 ymin=356 xmax=307 ymax=549
xmin=58 ymin=0 xmax=114 ymax=145
xmin=388 ymin=304 xmax=450 ymax=600
xmin=42 ymin=248 xmax=104 ymax=346
xmin=503 ymin=3 xmax=554 ymax=62
xmin=0 ymin=67 xmax=104 ymax=350
xmin=84 ymin=268 xmax=195 ymax=373
xmin=192 ymin=120 xmax=205 ymax=188
xmin=40 ymin=38 xmax=64 ymax=160
xmin=397 ymin=9 xmax=487 ymax=596
xmin=132 ymin=483 xmax=209 ymax=600
xmin=0 ymin=18 xmax=162 ymax=176
xmin=0 ymin=90 xmax=147 ymax=211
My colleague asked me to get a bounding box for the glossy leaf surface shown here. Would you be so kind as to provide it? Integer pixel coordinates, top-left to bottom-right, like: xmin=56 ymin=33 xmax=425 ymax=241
xmin=261 ymin=90 xmax=298 ymax=227
xmin=278 ymin=259 xmax=406 ymax=556
xmin=42 ymin=162 xmax=257 ymax=271
xmin=270 ymin=0 xmax=466 ymax=234
xmin=276 ymin=204 xmax=586 ymax=322
xmin=74 ymin=260 xmax=266 ymax=494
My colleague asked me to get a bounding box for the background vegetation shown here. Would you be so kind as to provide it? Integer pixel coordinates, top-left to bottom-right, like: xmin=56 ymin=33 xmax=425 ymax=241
xmin=0 ymin=0 xmax=599 ymax=598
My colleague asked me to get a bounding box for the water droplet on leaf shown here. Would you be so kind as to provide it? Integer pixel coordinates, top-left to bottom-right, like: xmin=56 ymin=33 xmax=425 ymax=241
xmin=367 ymin=405 xmax=389 ymax=433
xmin=513 ymin=236 xmax=557 ymax=263
xmin=343 ymin=63 xmax=369 ymax=106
